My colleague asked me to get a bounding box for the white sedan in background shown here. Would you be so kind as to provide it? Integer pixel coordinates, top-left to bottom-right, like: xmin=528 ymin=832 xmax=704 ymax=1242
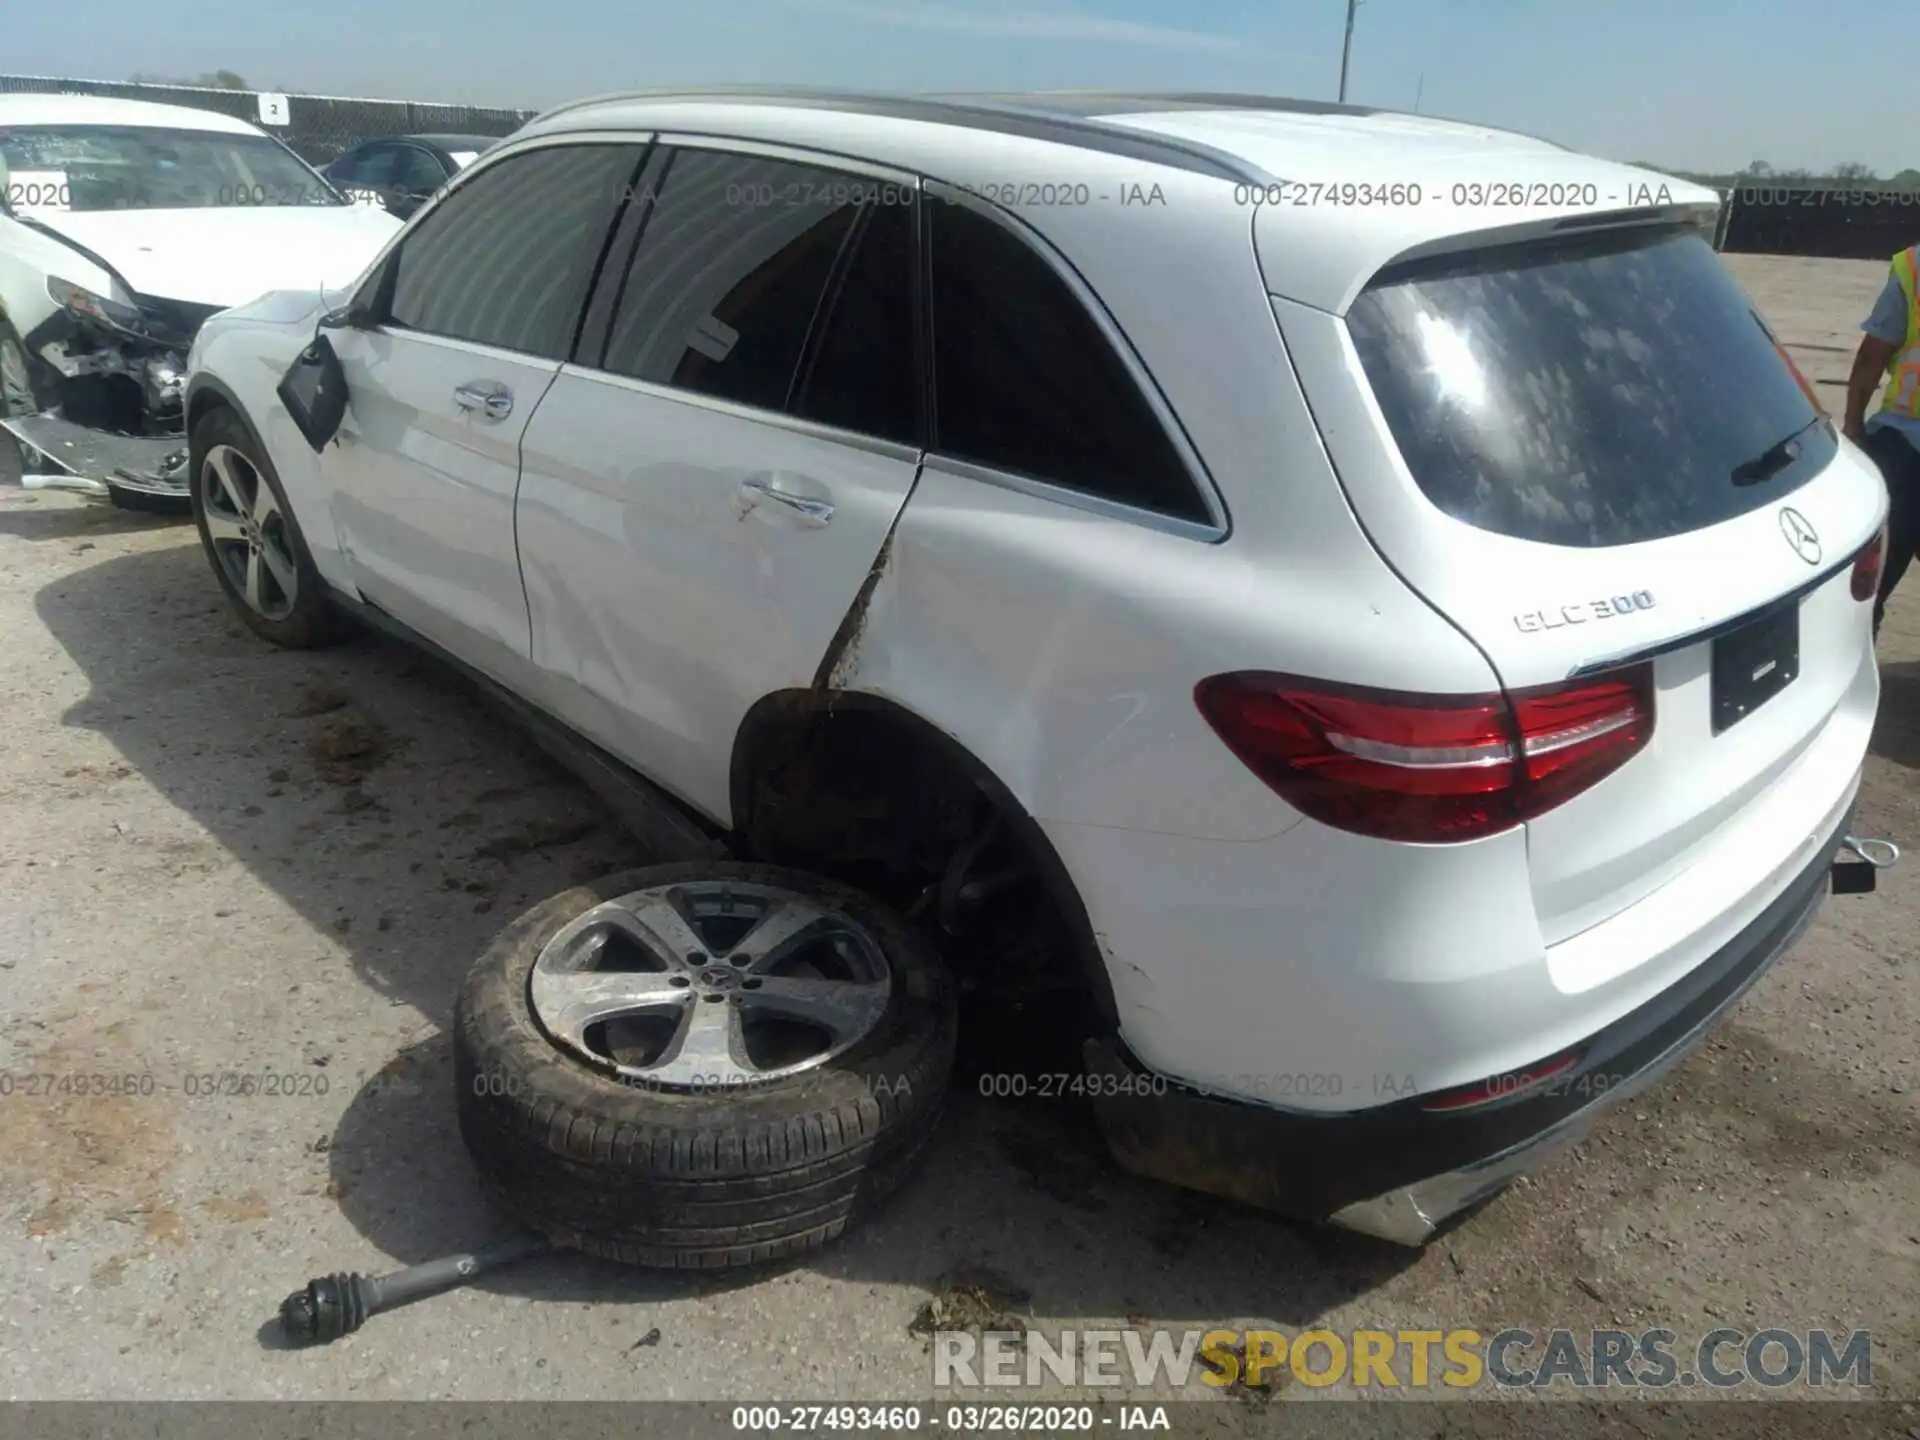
xmin=0 ymin=94 xmax=400 ymax=507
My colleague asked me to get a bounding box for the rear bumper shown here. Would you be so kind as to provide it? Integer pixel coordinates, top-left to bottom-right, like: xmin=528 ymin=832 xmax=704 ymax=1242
xmin=2 ymin=412 xmax=190 ymax=502
xmin=1085 ymin=800 xmax=1852 ymax=1244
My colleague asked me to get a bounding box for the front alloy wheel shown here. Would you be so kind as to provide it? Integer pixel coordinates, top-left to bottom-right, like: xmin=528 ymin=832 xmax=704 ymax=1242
xmin=200 ymin=442 xmax=299 ymax=620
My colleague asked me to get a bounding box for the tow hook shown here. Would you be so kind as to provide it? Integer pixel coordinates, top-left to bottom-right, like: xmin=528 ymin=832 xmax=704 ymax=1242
xmin=1833 ymin=834 xmax=1901 ymax=894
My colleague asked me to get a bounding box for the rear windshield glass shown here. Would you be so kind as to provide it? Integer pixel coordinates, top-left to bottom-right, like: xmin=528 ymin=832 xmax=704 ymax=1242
xmin=1346 ymin=226 xmax=1832 ymax=548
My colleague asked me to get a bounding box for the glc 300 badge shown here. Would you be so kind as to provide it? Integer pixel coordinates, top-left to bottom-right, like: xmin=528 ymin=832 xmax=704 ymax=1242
xmin=1513 ymin=590 xmax=1656 ymax=633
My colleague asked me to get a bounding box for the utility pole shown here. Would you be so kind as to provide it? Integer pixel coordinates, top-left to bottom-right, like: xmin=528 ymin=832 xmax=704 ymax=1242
xmin=1338 ymin=0 xmax=1362 ymax=103
xmin=1414 ymin=72 xmax=1424 ymax=113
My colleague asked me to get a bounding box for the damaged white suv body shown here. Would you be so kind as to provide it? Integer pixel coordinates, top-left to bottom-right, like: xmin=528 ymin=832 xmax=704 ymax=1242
xmin=182 ymin=89 xmax=1893 ymax=1255
xmin=0 ymin=94 xmax=400 ymax=506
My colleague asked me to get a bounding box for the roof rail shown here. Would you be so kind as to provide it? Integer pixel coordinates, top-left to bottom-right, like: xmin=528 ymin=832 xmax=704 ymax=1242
xmin=520 ymin=85 xmax=1277 ymax=185
xmin=953 ymin=88 xmax=1568 ymax=151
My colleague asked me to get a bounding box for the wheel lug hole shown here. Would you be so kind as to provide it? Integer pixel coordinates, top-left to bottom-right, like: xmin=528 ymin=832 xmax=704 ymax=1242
xmin=729 ymin=953 xmax=751 ymax=968
xmin=702 ymin=993 xmax=725 ymax=1004
xmin=686 ymin=952 xmax=707 ymax=967
xmin=741 ymin=978 xmax=762 ymax=990
xmin=668 ymin=975 xmax=690 ymax=988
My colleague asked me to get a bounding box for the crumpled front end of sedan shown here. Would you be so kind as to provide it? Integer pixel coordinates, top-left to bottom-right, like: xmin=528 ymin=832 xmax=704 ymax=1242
xmin=4 ymin=275 xmax=216 ymax=502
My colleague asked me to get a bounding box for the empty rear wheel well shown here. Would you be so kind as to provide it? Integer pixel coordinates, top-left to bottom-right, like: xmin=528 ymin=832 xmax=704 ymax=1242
xmin=729 ymin=691 xmax=1116 ymax=1029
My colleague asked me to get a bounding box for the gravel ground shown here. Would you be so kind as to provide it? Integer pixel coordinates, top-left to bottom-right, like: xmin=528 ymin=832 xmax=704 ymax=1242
xmin=0 ymin=254 xmax=1914 ymax=1413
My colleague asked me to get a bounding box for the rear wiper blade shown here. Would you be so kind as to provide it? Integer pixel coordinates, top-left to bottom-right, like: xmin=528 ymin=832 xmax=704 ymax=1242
xmin=1731 ymin=416 xmax=1827 ymax=486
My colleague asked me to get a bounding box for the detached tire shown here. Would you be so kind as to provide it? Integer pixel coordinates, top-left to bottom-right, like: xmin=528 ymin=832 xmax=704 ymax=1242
xmin=455 ymin=863 xmax=957 ymax=1268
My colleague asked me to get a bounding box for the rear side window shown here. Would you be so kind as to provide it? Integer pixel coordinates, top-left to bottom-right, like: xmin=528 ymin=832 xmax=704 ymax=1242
xmin=599 ymin=148 xmax=865 ymax=412
xmin=329 ymin=145 xmax=392 ymax=186
xmin=928 ymin=200 xmax=1207 ymax=524
xmin=386 ymin=143 xmax=639 ymax=361
xmin=1347 ymin=226 xmax=1833 ymax=549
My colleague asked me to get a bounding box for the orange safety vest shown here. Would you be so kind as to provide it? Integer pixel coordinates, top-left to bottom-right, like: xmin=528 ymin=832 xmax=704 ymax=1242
xmin=1879 ymin=245 xmax=1920 ymax=417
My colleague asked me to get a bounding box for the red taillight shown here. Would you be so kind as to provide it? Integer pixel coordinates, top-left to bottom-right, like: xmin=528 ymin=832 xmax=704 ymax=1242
xmin=1852 ymin=527 xmax=1888 ymax=602
xmin=1193 ymin=667 xmax=1655 ymax=844
xmin=1419 ymin=1048 xmax=1584 ymax=1113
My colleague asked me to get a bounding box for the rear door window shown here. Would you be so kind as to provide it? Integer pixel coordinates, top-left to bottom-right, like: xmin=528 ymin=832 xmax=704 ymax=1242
xmin=789 ymin=196 xmax=920 ymax=447
xmin=1346 ymin=226 xmax=1833 ymax=549
xmin=598 ymin=147 xmax=870 ymax=413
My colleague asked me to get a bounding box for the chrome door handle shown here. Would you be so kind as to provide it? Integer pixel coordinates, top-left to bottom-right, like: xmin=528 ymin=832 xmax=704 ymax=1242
xmin=453 ymin=381 xmax=512 ymax=420
xmin=737 ymin=475 xmax=834 ymax=526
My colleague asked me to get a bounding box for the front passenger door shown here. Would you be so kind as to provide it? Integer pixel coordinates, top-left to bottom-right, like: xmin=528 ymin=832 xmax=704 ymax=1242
xmin=326 ymin=140 xmax=647 ymax=682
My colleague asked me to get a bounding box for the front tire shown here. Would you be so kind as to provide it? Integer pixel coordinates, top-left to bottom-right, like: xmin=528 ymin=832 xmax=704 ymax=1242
xmin=189 ymin=404 xmax=344 ymax=648
xmin=455 ymin=863 xmax=958 ymax=1269
xmin=1 ymin=318 xmax=42 ymax=484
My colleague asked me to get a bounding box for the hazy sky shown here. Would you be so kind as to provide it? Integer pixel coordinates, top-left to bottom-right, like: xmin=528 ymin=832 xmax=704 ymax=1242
xmin=5 ymin=0 xmax=1894 ymax=174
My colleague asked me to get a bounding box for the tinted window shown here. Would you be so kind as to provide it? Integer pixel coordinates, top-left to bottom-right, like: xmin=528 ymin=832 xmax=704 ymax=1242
xmin=790 ymin=198 xmax=919 ymax=446
xmin=928 ymin=200 xmax=1205 ymax=523
xmin=387 ymin=144 xmax=637 ymax=360
xmin=1347 ymin=226 xmax=1832 ymax=548
xmin=329 ymin=145 xmax=393 ymax=187
xmin=392 ymin=146 xmax=449 ymax=193
xmin=600 ymin=149 xmax=864 ymax=412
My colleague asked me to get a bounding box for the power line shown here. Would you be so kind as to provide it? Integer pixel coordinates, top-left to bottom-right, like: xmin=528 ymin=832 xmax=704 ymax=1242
xmin=1339 ymin=0 xmax=1363 ymax=103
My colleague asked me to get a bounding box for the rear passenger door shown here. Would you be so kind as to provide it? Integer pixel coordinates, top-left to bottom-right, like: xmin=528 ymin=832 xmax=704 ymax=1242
xmin=514 ymin=140 xmax=924 ymax=821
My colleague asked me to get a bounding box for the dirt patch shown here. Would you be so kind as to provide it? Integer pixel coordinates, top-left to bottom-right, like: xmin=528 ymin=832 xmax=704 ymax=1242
xmin=992 ymin=1104 xmax=1116 ymax=1213
xmin=471 ymin=815 xmax=598 ymax=863
xmin=307 ymin=711 xmax=394 ymax=786
xmin=201 ymin=1191 xmax=269 ymax=1223
xmin=907 ymin=1262 xmax=1033 ymax=1343
xmin=0 ymin=1024 xmax=180 ymax=1247
xmin=1202 ymin=1336 xmax=1293 ymax=1406
xmin=283 ymin=684 xmax=351 ymax=719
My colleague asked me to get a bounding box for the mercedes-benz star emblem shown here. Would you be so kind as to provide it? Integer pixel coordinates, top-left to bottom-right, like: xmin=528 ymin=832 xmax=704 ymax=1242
xmin=1779 ymin=507 xmax=1821 ymax=566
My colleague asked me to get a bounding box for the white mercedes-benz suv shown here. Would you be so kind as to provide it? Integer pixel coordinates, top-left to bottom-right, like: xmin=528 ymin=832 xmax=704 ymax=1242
xmin=182 ymin=87 xmax=1894 ymax=1266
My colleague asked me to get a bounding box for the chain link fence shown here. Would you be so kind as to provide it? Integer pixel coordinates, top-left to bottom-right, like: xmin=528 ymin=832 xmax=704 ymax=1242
xmin=11 ymin=75 xmax=1920 ymax=261
xmin=0 ymin=74 xmax=536 ymax=166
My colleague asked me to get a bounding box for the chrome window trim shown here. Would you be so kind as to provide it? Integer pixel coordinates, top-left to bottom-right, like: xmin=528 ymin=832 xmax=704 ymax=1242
xmin=550 ymin=363 xmax=924 ymax=468
xmin=652 ymin=131 xmax=921 ymax=190
xmin=923 ymin=452 xmax=1226 ymax=543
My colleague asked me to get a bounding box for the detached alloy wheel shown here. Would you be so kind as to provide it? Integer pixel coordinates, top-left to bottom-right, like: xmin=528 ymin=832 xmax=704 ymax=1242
xmin=455 ymin=863 xmax=958 ymax=1269
xmin=188 ymin=405 xmax=343 ymax=648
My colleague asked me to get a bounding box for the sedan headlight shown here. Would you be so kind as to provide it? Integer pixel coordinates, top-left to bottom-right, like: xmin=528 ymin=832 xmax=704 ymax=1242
xmin=46 ymin=275 xmax=149 ymax=337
